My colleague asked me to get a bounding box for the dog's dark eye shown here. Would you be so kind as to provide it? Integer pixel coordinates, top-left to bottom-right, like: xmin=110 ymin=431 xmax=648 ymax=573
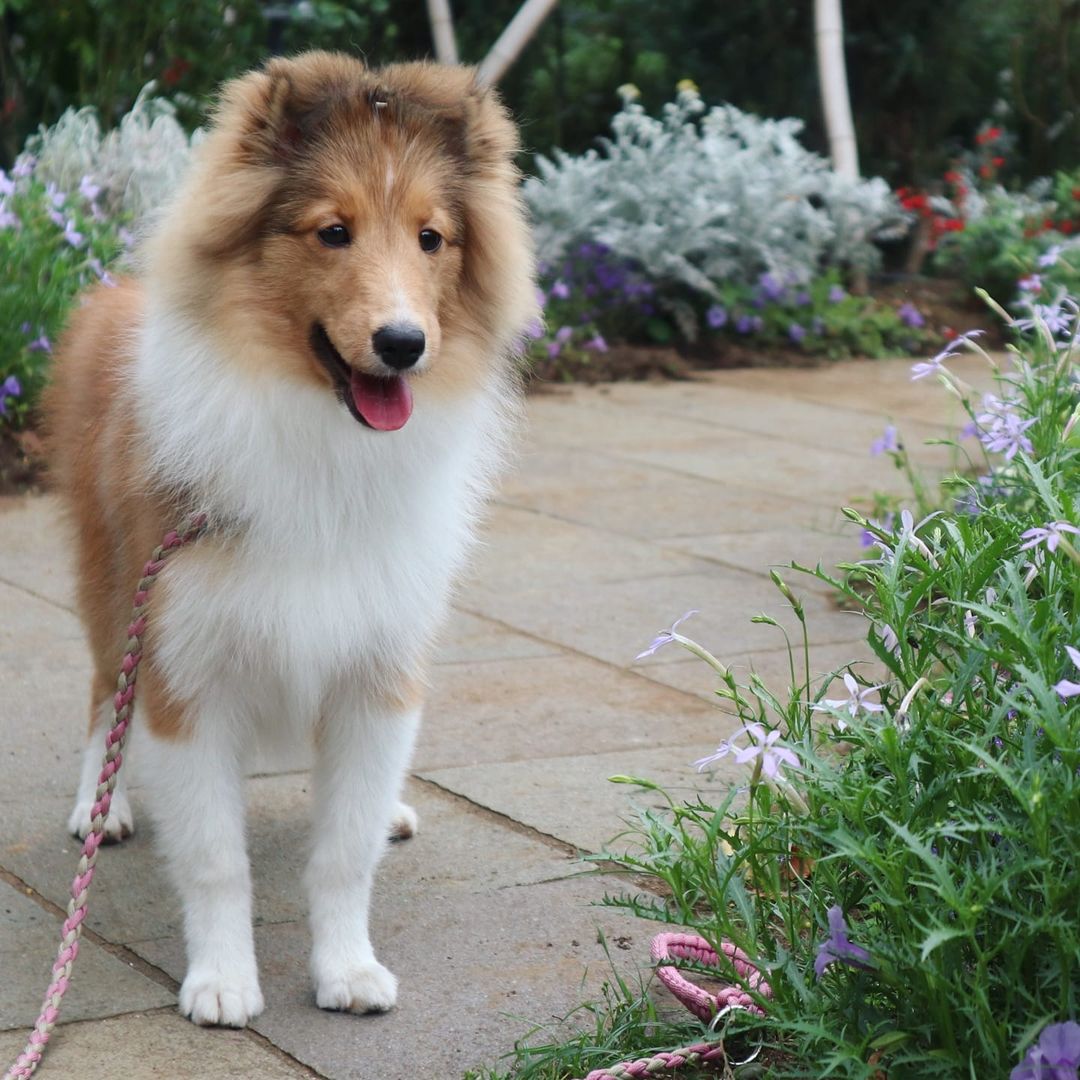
xmin=419 ymin=229 xmax=442 ymax=253
xmin=318 ymin=224 xmax=351 ymax=248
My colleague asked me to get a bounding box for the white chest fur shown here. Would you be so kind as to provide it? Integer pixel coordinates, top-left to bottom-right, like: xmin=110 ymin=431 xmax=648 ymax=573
xmin=132 ymin=308 xmax=513 ymax=723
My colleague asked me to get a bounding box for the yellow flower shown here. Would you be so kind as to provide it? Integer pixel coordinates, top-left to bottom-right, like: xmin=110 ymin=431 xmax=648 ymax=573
xmin=616 ymin=83 xmax=641 ymax=102
xmin=676 ymin=78 xmax=699 ymax=94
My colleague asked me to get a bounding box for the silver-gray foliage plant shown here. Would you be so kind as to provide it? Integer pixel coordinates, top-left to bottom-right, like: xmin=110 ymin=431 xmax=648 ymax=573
xmin=19 ymin=85 xmax=200 ymax=231
xmin=525 ymin=88 xmax=909 ymax=301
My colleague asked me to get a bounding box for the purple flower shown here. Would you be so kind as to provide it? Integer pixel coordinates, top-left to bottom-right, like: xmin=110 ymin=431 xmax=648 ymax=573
xmin=0 ymin=170 xmax=13 ymax=199
xmin=1019 ymin=274 xmax=1043 ymax=294
xmin=12 ymin=155 xmax=35 ymax=179
xmin=0 ymin=375 xmax=21 ymax=418
xmin=828 ymin=285 xmax=847 ymax=303
xmin=871 ymin=425 xmax=899 ymax=456
xmin=814 ymin=906 xmax=873 ymax=978
xmin=87 ymin=257 xmax=117 ymax=287
xmin=550 ymin=280 xmax=570 ymax=301
xmin=62 ymin=219 xmax=84 ymax=248
xmin=794 ymin=290 xmax=811 ymax=307
xmin=757 ymin=272 xmax=786 ymax=303
xmin=898 ymin=301 xmax=925 ymax=328
xmin=694 ymin=722 xmax=799 ymax=779
xmin=911 ymin=329 xmax=986 ymax=381
xmin=1038 ymin=244 xmax=1064 ymax=269
xmin=706 ymin=305 xmax=727 ymax=329
xmin=524 ymin=317 xmax=544 ymax=340
xmin=555 ymin=325 xmax=573 ymax=344
xmin=78 ymin=175 xmax=101 ymax=202
xmin=1053 ymin=645 xmax=1080 ymax=699
xmin=19 ymin=322 xmax=31 ymax=335
xmin=859 ymin=511 xmax=895 ymax=550
xmin=44 ymin=182 xmax=66 ymax=210
xmin=811 ymin=672 xmax=886 ymax=730
xmin=735 ymin=314 xmax=762 ymax=334
xmin=1015 ymin=295 xmax=1074 ymax=337
xmin=788 ymin=322 xmax=806 ymax=344
xmin=27 ymin=334 xmax=51 ymax=354
xmin=636 ymin=611 xmax=699 ymax=660
xmin=546 ymin=341 xmax=561 ymax=359
xmin=585 ymin=333 xmax=608 ymax=352
xmin=1010 ymin=1020 xmax=1080 ymax=1080
xmin=1020 ymin=521 xmax=1080 ymax=554
xmin=47 ymin=208 xmax=65 ymax=229
xmin=0 ymin=204 xmax=17 ymax=230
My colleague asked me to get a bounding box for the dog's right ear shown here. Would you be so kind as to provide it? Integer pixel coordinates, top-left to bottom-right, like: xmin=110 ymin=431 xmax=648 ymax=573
xmin=216 ymin=54 xmax=354 ymax=167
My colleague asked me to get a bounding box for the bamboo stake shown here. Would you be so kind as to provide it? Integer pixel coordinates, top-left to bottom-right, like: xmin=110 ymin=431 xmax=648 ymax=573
xmin=814 ymin=0 xmax=859 ymax=180
xmin=426 ymin=0 xmax=459 ymax=65
xmin=476 ymin=0 xmax=559 ymax=87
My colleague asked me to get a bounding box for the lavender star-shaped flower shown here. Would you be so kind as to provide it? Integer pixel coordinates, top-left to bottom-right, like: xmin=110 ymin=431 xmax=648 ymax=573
xmin=1010 ymin=1020 xmax=1080 ymax=1080
xmin=911 ymin=329 xmax=985 ymax=380
xmin=1019 ymin=521 xmax=1080 ymax=554
xmin=694 ymin=722 xmax=799 ymax=780
xmin=814 ymin=906 xmax=873 ymax=978
xmin=1053 ymin=645 xmax=1080 ymax=699
xmin=811 ymin=672 xmax=886 ymax=730
xmin=636 ymin=611 xmax=699 ymax=660
xmin=706 ymin=305 xmax=727 ymax=329
xmin=870 ymin=425 xmax=898 ymax=456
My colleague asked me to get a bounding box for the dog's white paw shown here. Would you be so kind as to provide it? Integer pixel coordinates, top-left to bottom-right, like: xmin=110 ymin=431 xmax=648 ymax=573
xmin=388 ymin=800 xmax=418 ymax=841
xmin=67 ymin=791 xmax=134 ymax=843
xmin=315 ymin=960 xmax=397 ymax=1013
xmin=179 ymin=967 xmax=265 ymax=1027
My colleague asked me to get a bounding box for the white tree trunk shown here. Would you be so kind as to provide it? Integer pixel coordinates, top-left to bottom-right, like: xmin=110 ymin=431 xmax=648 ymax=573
xmin=476 ymin=0 xmax=560 ymax=88
xmin=426 ymin=0 xmax=459 ymax=65
xmin=815 ymin=0 xmax=859 ymax=180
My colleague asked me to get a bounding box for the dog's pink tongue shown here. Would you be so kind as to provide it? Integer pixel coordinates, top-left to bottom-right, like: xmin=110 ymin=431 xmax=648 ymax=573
xmin=349 ymin=371 xmax=413 ymax=431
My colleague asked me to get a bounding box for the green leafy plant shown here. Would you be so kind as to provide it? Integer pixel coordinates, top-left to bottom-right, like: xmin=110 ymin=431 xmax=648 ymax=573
xmin=486 ymin=294 xmax=1080 ymax=1078
xmin=0 ymin=162 xmax=124 ymax=428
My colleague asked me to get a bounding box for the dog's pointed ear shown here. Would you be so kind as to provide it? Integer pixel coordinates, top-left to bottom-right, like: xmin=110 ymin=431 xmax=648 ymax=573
xmin=216 ymin=55 xmax=357 ymax=167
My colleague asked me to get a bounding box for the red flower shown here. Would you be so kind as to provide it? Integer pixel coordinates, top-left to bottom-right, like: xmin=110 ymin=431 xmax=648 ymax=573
xmin=1061 ymin=221 xmax=1075 ymax=234
xmin=979 ymin=165 xmax=992 ymax=178
xmin=992 ymin=156 xmax=1005 ymax=167
xmin=1072 ymin=187 xmax=1080 ymax=201
xmin=942 ymin=326 xmax=957 ymax=340
xmin=976 ymin=126 xmax=1003 ymax=145
xmin=162 ymin=57 xmax=192 ymax=87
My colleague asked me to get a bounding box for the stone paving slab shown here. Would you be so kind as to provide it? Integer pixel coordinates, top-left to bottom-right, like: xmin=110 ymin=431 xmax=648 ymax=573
xmin=419 ymin=652 xmax=720 ymax=771
xmin=462 ymin=566 xmax=868 ymax=672
xmin=0 ymin=580 xmax=92 ymax=802
xmin=497 ymin=445 xmax=830 ymax=539
xmin=0 ymin=1010 xmax=316 ymax=1078
xmin=420 ymin=743 xmax=742 ymax=856
xmin=0 ymin=878 xmax=175 ymax=1030
xmin=134 ymin=875 xmax=651 ymax=1080
xmin=0 ymin=494 xmax=73 ymax=613
xmin=594 ymin=379 xmax=966 ymax=463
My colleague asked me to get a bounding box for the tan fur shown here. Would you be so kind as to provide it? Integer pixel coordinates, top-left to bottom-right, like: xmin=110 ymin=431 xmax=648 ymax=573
xmin=45 ymin=52 xmax=537 ymax=744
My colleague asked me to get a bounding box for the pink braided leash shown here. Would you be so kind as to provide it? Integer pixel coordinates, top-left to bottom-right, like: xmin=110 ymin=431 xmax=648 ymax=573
xmin=577 ymin=932 xmax=772 ymax=1080
xmin=4 ymin=514 xmax=208 ymax=1080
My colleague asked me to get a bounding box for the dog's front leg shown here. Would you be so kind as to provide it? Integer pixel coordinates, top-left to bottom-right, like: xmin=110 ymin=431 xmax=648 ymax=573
xmin=306 ymin=676 xmax=421 ymax=1013
xmin=142 ymin=695 xmax=264 ymax=1027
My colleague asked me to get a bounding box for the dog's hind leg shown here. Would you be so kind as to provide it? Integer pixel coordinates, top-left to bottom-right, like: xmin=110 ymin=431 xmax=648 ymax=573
xmin=67 ymin=675 xmax=134 ymax=842
xmin=307 ymin=676 xmax=421 ymax=1012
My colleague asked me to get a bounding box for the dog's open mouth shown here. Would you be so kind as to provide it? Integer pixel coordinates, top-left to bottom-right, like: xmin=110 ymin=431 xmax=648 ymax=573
xmin=310 ymin=324 xmax=414 ymax=431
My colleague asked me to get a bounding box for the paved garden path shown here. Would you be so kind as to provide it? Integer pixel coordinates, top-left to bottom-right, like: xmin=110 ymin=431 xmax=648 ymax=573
xmin=0 ymin=355 xmax=985 ymax=1079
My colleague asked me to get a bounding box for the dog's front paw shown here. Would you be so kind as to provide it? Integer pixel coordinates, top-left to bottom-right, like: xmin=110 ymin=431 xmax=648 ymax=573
xmin=179 ymin=967 xmax=264 ymax=1027
xmin=315 ymin=960 xmax=397 ymax=1013
xmin=388 ymin=800 xmax=418 ymax=841
xmin=67 ymin=791 xmax=134 ymax=843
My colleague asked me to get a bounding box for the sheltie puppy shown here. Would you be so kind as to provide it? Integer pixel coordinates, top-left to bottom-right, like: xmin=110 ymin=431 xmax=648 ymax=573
xmin=44 ymin=51 xmax=536 ymax=1026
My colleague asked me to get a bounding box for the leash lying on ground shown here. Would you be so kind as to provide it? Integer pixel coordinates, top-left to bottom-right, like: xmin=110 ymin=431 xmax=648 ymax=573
xmin=576 ymin=932 xmax=772 ymax=1080
xmin=4 ymin=514 xmax=208 ymax=1080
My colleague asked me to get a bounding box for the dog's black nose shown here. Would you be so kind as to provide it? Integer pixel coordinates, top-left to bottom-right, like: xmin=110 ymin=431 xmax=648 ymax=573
xmin=372 ymin=326 xmax=425 ymax=370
